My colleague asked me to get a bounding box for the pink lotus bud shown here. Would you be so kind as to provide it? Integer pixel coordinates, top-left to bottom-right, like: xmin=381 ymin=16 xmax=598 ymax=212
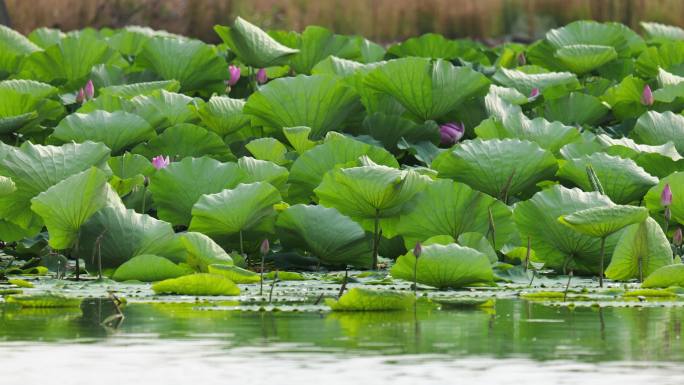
xmin=256 ymin=68 xmax=268 ymax=84
xmin=151 ymin=155 xmax=170 ymax=170
xmin=517 ymin=52 xmax=526 ymax=66
xmin=439 ymin=122 xmax=465 ymax=146
xmin=260 ymin=238 xmax=270 ymax=255
xmin=228 ymin=65 xmax=240 ymax=86
xmin=674 ymin=227 xmax=683 ymax=247
xmin=413 ymin=242 xmax=422 ymax=258
xmin=84 ymin=79 xmax=95 ymax=100
xmin=75 ymin=88 xmax=85 ymax=104
xmin=529 ymin=88 xmax=540 ymax=99
xmin=662 ymin=184 xmax=673 ymax=206
xmin=641 ymin=84 xmax=654 ymax=106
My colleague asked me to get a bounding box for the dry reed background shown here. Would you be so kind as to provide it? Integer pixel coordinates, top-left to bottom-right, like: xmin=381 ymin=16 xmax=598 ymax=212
xmin=4 ymin=0 xmax=684 ymax=42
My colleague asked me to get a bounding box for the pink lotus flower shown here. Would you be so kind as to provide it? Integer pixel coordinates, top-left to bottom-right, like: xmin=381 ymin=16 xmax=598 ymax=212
xmin=439 ymin=122 xmax=465 ymax=146
xmin=641 ymin=84 xmax=654 ymax=106
xmin=151 ymin=155 xmax=170 ymax=170
xmin=228 ymin=65 xmax=240 ymax=86
xmin=662 ymin=184 xmax=673 ymax=206
xmin=84 ymin=79 xmax=95 ymax=100
xmin=75 ymin=88 xmax=85 ymax=104
xmin=529 ymin=88 xmax=540 ymax=99
xmin=260 ymin=238 xmax=270 ymax=255
xmin=256 ymin=68 xmax=268 ymax=84
xmin=413 ymin=242 xmax=422 ymax=258
xmin=674 ymin=227 xmax=683 ymax=247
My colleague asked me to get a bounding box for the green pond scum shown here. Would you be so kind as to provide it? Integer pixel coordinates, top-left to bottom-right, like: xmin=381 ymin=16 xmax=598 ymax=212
xmin=2 ymin=15 xmax=684 ymax=385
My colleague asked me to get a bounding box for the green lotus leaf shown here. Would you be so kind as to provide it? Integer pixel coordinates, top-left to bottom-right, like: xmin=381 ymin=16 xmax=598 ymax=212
xmin=546 ymin=20 xmax=645 ymax=57
xmin=107 ymin=26 xmax=183 ymax=56
xmin=180 ymin=232 xmax=233 ymax=272
xmin=0 ymin=79 xmax=58 ymax=99
xmin=0 ymin=175 xmax=15 ymax=196
xmin=77 ymin=205 xmax=186 ymax=270
xmin=543 ymin=92 xmax=609 ymax=125
xmin=26 ymin=27 xmax=63 ymax=48
xmin=152 ymin=273 xmax=240 ymax=296
xmin=189 ymin=182 xmax=282 ymax=240
xmin=362 ymin=112 xmax=440 ymax=153
xmin=276 ymin=204 xmax=372 ymax=268
xmin=0 ymin=25 xmax=41 ymax=76
xmin=0 ymin=141 xmax=111 ymax=231
xmin=135 ymin=37 xmax=226 ymax=93
xmin=635 ymin=41 xmax=684 ymax=78
xmin=557 ymin=152 xmax=658 ymax=204
xmin=314 ymin=159 xmax=429 ymax=231
xmin=553 ymin=44 xmax=618 ymax=74
xmin=52 ymin=110 xmax=155 ymax=154
xmin=149 ymin=157 xmax=247 ymax=226
xmin=132 ymin=123 xmax=234 ymax=161
xmin=214 ymin=17 xmax=298 ymax=68
xmin=391 ymin=243 xmax=494 ymax=289
xmin=558 ymin=205 xmax=649 ymax=238
xmin=513 ymin=185 xmax=619 ymax=274
xmin=432 ymin=138 xmax=558 ymax=200
xmin=642 ymin=264 xmax=684 ymax=288
xmin=387 ymin=33 xmax=487 ymax=63
xmin=641 ymin=22 xmax=684 ymax=42
xmin=595 ymin=135 xmax=683 ymax=178
xmin=127 ymin=90 xmax=198 ymax=132
xmin=0 ymin=89 xmax=40 ymax=134
xmin=207 ymin=264 xmax=260 ymax=284
xmin=112 ymin=254 xmax=189 ymax=282
xmin=99 ymin=80 xmax=181 ymax=99
xmin=5 ymin=294 xmax=82 ymax=308
xmin=364 ymin=57 xmax=490 ymax=121
xmin=632 ymin=111 xmax=684 ymax=154
xmin=246 ymin=137 xmax=288 ymax=165
xmin=288 ymin=132 xmax=397 ymax=203
xmin=492 ymin=67 xmax=579 ymax=96
xmin=600 ymin=75 xmax=648 ymax=120
xmin=192 ymin=96 xmax=250 ymax=137
xmin=486 ymin=85 xmax=529 ymax=105
xmin=605 ymin=217 xmax=673 ymax=281
xmin=457 ymin=232 xmax=498 ymax=264
xmin=644 ymin=172 xmax=684 ymax=223
xmin=285 ymin=26 xmax=364 ymax=74
xmin=394 ymin=179 xmax=514 ymax=249
xmin=76 ymin=94 xmax=129 ymax=114
xmin=30 ymin=168 xmax=117 ymax=250
xmin=18 ymin=33 xmax=125 ymax=88
xmin=244 ymin=74 xmax=360 ymax=139
xmin=282 ymin=126 xmax=317 ymax=154
xmin=108 ymin=153 xmax=154 ymax=196
xmin=325 ymin=288 xmax=414 ymax=311
xmin=236 ymin=157 xmax=289 ymax=195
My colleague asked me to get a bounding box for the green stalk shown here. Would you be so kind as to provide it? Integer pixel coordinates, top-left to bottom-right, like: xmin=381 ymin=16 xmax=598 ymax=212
xmin=563 ymin=270 xmax=573 ymax=301
xmin=268 ymin=270 xmax=278 ymax=303
xmin=259 ymin=252 xmax=265 ymax=296
xmin=599 ymin=236 xmax=606 ymax=288
xmin=371 ymin=209 xmax=380 ymax=270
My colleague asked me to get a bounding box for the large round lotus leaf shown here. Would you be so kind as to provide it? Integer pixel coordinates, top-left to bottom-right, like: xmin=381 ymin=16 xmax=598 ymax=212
xmin=394 ymin=179 xmax=515 ymax=250
xmin=149 ymin=157 xmax=247 ymax=226
xmin=236 ymin=157 xmax=289 ymax=195
xmin=542 ymin=92 xmax=609 ymax=126
xmin=364 ymin=57 xmax=490 ymax=121
xmin=554 ymin=44 xmax=618 ymax=74
xmin=214 ymin=17 xmax=298 ymax=68
xmin=26 ymin=27 xmax=63 ymax=48
xmin=112 ymin=254 xmax=188 ymax=282
xmin=599 ymin=75 xmax=647 ymax=120
xmin=362 ymin=112 xmax=440 ymax=153
xmin=30 ymin=168 xmax=118 ymax=250
xmin=99 ymin=80 xmax=181 ymax=99
xmin=192 ymin=96 xmax=250 ymax=137
xmin=180 ymin=232 xmax=233 ymax=272
xmin=189 ymin=182 xmax=282 ymax=239
xmin=207 ymin=264 xmax=260 ymax=284
xmin=152 ymin=273 xmax=240 ymax=296
xmin=492 ymin=67 xmax=579 ymax=96
xmin=632 ymin=111 xmax=684 ymax=154
xmin=77 ymin=205 xmax=186 ymax=270
xmin=52 ymin=110 xmax=155 ymax=154
xmin=244 ymin=74 xmax=360 ymax=139
xmin=0 ymin=141 xmax=111 ymax=231
xmin=0 ymin=79 xmax=59 ymax=99
xmin=132 ymin=123 xmax=233 ymax=161
xmin=0 ymin=88 xmax=40 ymax=134
xmin=0 ymin=176 xmax=15 ymax=196
xmin=642 ymin=264 xmax=684 ymax=288
xmin=513 ymin=185 xmax=620 ymax=274
xmin=0 ymin=25 xmax=40 ymax=75
xmin=644 ymin=172 xmax=684 ymax=223
xmin=127 ymin=90 xmax=198 ymax=132
xmin=107 ymin=26 xmax=183 ymax=56
xmin=387 ymin=33 xmax=487 ymax=62
xmin=285 ymin=25 xmax=366 ymax=75
xmin=245 ymin=137 xmax=288 ymax=165
xmin=595 ymin=134 xmax=683 ymax=178
xmin=391 ymin=243 xmax=494 ymax=289
xmin=135 ymin=37 xmax=226 ymax=93
xmin=605 ymin=217 xmax=673 ymax=281
xmin=558 ymin=205 xmax=649 ymax=238
xmin=288 ymin=132 xmax=397 ymax=203
xmin=457 ymin=232 xmax=498 ymax=264
xmin=108 ymin=153 xmax=154 ymax=196
xmin=641 ymin=22 xmax=684 ymax=42
xmin=314 ymin=159 xmax=430 ymax=231
xmin=636 ymin=41 xmax=684 ymax=78
xmin=432 ymin=138 xmax=558 ymax=200
xmin=479 ymin=93 xmax=581 ymax=154
xmin=557 ymin=152 xmax=658 ymax=204
xmin=276 ymin=204 xmax=372 ymax=268
xmin=545 ymin=20 xmax=645 ymax=57
xmin=325 ymin=288 xmax=414 ymax=311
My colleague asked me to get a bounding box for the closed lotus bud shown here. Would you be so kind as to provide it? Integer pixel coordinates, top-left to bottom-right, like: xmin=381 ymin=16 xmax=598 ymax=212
xmin=641 ymin=84 xmax=654 ymax=106
xmin=529 ymin=88 xmax=540 ymax=99
xmin=439 ymin=122 xmax=465 ymax=146
xmin=413 ymin=242 xmax=422 ymax=258
xmin=256 ymin=68 xmax=268 ymax=84
xmin=260 ymin=238 xmax=270 ymax=255
xmin=151 ymin=155 xmax=170 ymax=170
xmin=517 ymin=52 xmax=526 ymax=66
xmin=674 ymin=228 xmax=683 ymax=247
xmin=85 ymin=79 xmax=95 ymax=100
xmin=228 ymin=65 xmax=240 ymax=86
xmin=662 ymin=184 xmax=673 ymax=206
xmin=75 ymin=88 xmax=85 ymax=104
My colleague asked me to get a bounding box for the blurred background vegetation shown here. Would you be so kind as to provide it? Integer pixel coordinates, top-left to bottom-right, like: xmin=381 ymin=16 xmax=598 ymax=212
xmin=2 ymin=0 xmax=682 ymax=43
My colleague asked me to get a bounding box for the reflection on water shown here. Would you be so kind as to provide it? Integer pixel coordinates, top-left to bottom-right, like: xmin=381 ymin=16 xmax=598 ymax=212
xmin=1 ymin=299 xmax=682 ymax=362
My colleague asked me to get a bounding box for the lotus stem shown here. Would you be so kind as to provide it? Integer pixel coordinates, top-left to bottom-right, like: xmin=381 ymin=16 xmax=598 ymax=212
xmin=638 ymin=255 xmax=643 ymax=283
xmin=563 ymin=270 xmax=573 ymax=301
xmin=500 ymin=169 xmax=516 ymax=204
xmin=371 ymin=209 xmax=380 ymax=270
xmin=259 ymin=253 xmax=265 ymax=296
xmin=338 ymin=266 xmax=349 ymax=299
xmin=73 ymin=233 xmax=80 ymax=281
xmin=268 ymin=270 xmax=278 ymax=303
xmin=140 ymin=184 xmax=147 ymax=214
xmin=598 ymin=236 xmax=606 ymax=288
xmin=524 ymin=236 xmax=531 ymax=271
xmin=487 ymin=207 xmax=497 ymax=250
xmin=239 ymin=230 xmax=244 ymax=256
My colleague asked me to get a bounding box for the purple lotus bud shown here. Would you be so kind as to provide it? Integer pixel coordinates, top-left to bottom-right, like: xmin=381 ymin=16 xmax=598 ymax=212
xmin=256 ymin=68 xmax=268 ymax=84
xmin=75 ymin=88 xmax=85 ymax=104
xmin=413 ymin=242 xmax=422 ymax=258
xmin=260 ymin=238 xmax=270 ymax=256
xmin=84 ymin=79 xmax=95 ymax=100
xmin=674 ymin=228 xmax=683 ymax=247
xmin=641 ymin=84 xmax=654 ymax=106
xmin=529 ymin=88 xmax=540 ymax=99
xmin=228 ymin=65 xmax=240 ymax=86
xmin=517 ymin=52 xmax=526 ymax=66
xmin=662 ymin=184 xmax=673 ymax=206
xmin=439 ymin=122 xmax=465 ymax=146
xmin=151 ymin=155 xmax=170 ymax=170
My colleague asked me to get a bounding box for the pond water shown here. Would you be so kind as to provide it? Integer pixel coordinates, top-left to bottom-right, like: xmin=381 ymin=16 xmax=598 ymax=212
xmin=1 ymin=298 xmax=683 ymax=384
